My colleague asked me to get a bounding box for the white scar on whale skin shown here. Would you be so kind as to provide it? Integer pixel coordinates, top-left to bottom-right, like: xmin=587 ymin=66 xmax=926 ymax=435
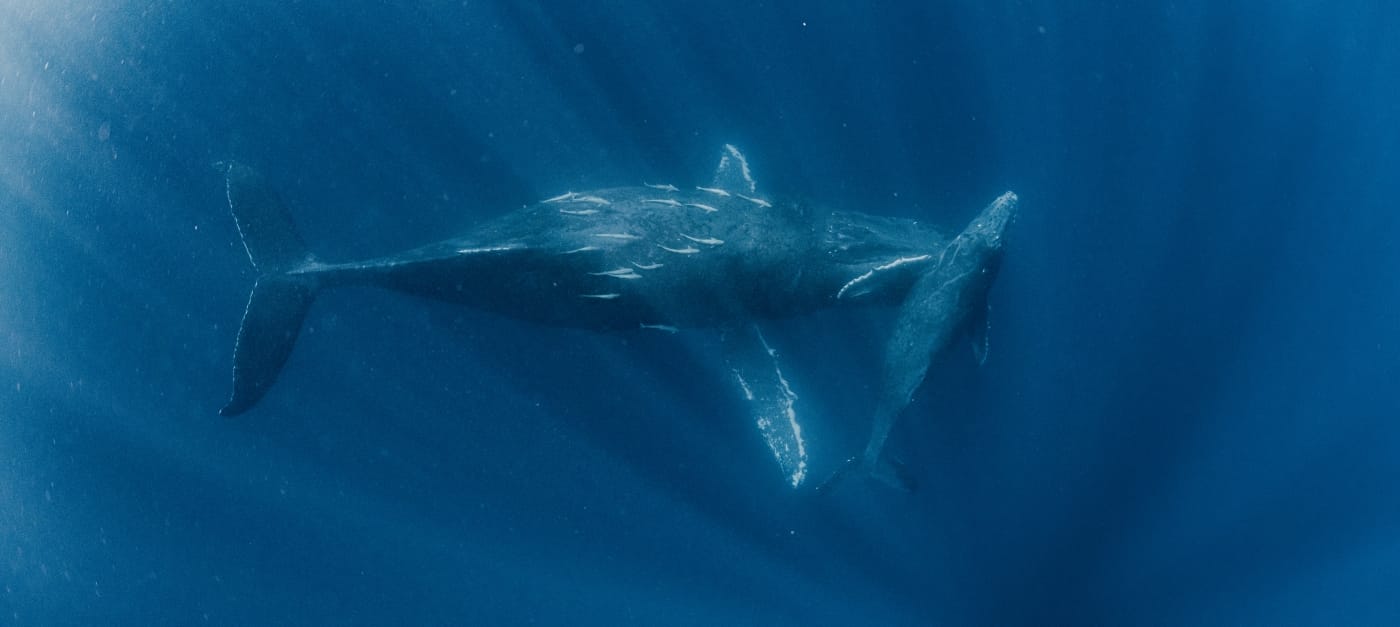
xmin=658 ymin=244 xmax=700 ymax=254
xmin=737 ymin=194 xmax=771 ymax=208
xmin=562 ymin=246 xmax=598 ymax=254
xmin=632 ymin=261 xmax=664 ymax=270
xmin=570 ymin=195 xmax=610 ymax=205
xmin=593 ymin=233 xmax=641 ymax=240
xmin=579 ymin=293 xmax=621 ymax=299
xmin=695 ymin=186 xmax=731 ymax=197
xmin=685 ymin=202 xmax=719 ymax=213
xmin=559 ymin=208 xmax=599 ymax=215
xmin=644 ymin=182 xmax=679 ymax=192
xmin=456 ymin=245 xmax=518 ymax=254
xmin=835 ymin=254 xmax=933 ymax=299
xmin=543 ymin=191 xmax=575 ymax=203
xmin=642 ymin=198 xmax=683 ymax=207
xmin=639 ymin=323 xmax=679 ymax=334
xmin=589 ymin=267 xmax=643 ymax=280
xmin=681 ymin=233 xmax=724 ymax=246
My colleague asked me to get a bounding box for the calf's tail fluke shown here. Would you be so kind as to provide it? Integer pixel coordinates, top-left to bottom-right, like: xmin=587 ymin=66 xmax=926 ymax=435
xmin=217 ymin=162 xmax=320 ymax=416
xmin=814 ymin=453 xmax=917 ymax=494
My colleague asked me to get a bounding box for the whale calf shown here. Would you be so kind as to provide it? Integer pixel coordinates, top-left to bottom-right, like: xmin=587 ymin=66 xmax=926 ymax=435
xmin=218 ymin=145 xmax=1017 ymax=488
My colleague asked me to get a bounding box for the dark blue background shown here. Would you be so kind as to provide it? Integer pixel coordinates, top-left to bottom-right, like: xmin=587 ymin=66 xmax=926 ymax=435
xmin=3 ymin=1 xmax=1398 ymax=624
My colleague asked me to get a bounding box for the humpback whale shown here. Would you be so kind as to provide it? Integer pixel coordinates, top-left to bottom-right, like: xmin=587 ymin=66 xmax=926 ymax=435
xmin=218 ymin=145 xmax=1017 ymax=489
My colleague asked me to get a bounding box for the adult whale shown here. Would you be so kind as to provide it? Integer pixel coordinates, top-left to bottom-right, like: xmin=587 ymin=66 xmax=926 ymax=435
xmin=218 ymin=145 xmax=1017 ymax=488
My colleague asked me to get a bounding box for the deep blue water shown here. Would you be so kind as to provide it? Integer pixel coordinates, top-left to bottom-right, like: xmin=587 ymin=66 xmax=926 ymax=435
xmin=4 ymin=2 xmax=1400 ymax=625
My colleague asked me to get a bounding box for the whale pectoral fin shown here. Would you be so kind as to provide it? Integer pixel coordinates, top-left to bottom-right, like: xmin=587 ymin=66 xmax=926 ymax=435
xmin=721 ymin=324 xmax=808 ymax=488
xmin=969 ymin=303 xmax=991 ymax=366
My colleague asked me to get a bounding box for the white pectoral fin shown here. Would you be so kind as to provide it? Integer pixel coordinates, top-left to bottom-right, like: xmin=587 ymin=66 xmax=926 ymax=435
xmin=969 ymin=303 xmax=991 ymax=366
xmin=721 ymin=325 xmax=808 ymax=488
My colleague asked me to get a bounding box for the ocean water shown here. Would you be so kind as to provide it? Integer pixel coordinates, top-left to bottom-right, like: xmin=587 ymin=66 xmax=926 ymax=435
xmin=3 ymin=2 xmax=1399 ymax=625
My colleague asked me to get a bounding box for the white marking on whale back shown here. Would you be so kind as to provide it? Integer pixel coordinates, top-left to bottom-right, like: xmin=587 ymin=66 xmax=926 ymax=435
xmin=639 ymin=323 xmax=679 ymax=334
xmin=642 ymin=198 xmax=683 ymax=207
xmin=685 ymin=202 xmax=719 ymax=213
xmin=562 ymin=246 xmax=598 ymax=254
xmin=632 ymin=261 xmax=664 ymax=270
xmin=658 ymin=244 xmax=700 ymax=254
xmin=559 ymin=208 xmax=599 ymax=215
xmin=456 ymin=245 xmax=519 ymax=254
xmin=680 ymin=233 xmax=724 ymax=246
xmin=835 ymin=254 xmax=933 ymax=299
xmin=695 ymin=186 xmax=731 ymax=197
xmin=579 ymin=293 xmax=621 ymax=299
xmin=593 ymin=233 xmax=641 ymax=240
xmin=644 ymin=182 xmax=679 ymax=192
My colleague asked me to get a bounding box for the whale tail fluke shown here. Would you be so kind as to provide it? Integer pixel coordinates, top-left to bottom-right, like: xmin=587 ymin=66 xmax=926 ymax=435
xmin=217 ymin=162 xmax=320 ymax=416
xmin=814 ymin=454 xmax=917 ymax=494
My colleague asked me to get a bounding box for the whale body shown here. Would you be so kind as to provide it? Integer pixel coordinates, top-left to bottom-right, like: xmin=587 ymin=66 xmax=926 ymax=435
xmin=218 ymin=145 xmax=1017 ymax=488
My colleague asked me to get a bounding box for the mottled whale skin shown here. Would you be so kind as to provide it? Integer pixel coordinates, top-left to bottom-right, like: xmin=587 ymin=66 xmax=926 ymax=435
xmin=310 ymin=186 xmax=947 ymax=329
xmin=217 ymin=145 xmax=1017 ymax=489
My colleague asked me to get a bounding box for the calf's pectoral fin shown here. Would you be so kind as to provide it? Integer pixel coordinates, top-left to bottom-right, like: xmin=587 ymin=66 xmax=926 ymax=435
xmin=815 ymin=451 xmax=917 ymax=493
xmin=969 ymin=303 xmax=991 ymax=366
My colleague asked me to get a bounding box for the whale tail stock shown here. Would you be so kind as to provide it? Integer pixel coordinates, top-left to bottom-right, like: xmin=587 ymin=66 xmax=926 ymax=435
xmin=217 ymin=162 xmax=321 ymax=416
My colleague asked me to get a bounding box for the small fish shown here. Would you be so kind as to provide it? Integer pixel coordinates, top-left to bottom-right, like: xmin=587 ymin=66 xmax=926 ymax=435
xmin=589 ymin=267 xmax=638 ymax=276
xmin=644 ymin=182 xmax=679 ymax=192
xmin=579 ymin=293 xmax=622 ymax=300
xmin=696 ymin=186 xmax=731 ymax=197
xmin=642 ymin=198 xmax=683 ymax=207
xmin=589 ymin=267 xmax=642 ymax=280
xmin=570 ymin=195 xmax=611 ymax=205
xmin=681 ymin=233 xmax=724 ymax=246
xmin=737 ymin=194 xmax=772 ymax=208
xmin=562 ymin=246 xmax=599 ymax=254
xmin=658 ymin=244 xmax=700 ymax=254
xmin=593 ymin=233 xmax=641 ymax=240
xmin=639 ymin=323 xmax=679 ymax=334
xmin=543 ymin=191 xmax=575 ymax=203
xmin=558 ymin=208 xmax=599 ymax=215
xmin=685 ymin=202 xmax=719 ymax=213
xmin=632 ymin=261 xmax=664 ymax=270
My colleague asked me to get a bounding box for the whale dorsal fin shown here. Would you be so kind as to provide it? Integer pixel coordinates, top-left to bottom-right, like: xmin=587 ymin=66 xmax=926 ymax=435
xmin=711 ymin=144 xmax=757 ymax=195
